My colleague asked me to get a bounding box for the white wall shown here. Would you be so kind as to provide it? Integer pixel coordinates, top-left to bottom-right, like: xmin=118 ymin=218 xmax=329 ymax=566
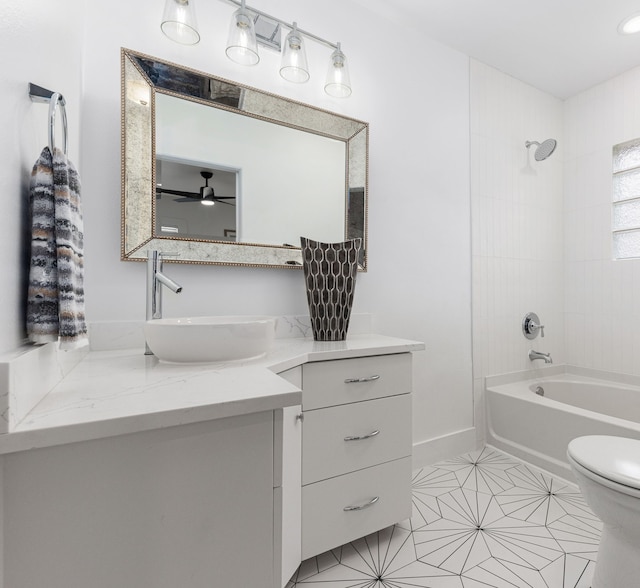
xmin=80 ymin=0 xmax=473 ymax=459
xmin=0 ymin=1 xmax=473 ymax=460
xmin=0 ymin=0 xmax=84 ymax=355
xmin=470 ymin=60 xmax=565 ymax=444
xmin=0 ymin=3 xmax=84 ymax=583
xmin=564 ymin=65 xmax=640 ymax=374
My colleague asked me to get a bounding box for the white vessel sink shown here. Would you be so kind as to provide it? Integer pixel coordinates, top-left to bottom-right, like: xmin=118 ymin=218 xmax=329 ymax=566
xmin=144 ymin=316 xmax=276 ymax=363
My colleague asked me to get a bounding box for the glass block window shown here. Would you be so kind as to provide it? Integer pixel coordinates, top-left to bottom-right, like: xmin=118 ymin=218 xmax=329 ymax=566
xmin=613 ymin=138 xmax=640 ymax=259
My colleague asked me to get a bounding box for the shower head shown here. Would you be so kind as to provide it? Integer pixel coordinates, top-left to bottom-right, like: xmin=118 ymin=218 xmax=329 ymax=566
xmin=525 ymin=138 xmax=557 ymax=161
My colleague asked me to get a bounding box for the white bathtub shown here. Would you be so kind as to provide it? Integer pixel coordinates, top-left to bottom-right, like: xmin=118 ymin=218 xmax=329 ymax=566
xmin=486 ymin=367 xmax=640 ymax=479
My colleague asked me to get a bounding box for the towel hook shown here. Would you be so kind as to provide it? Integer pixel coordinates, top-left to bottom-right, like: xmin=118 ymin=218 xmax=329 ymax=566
xmin=28 ymin=83 xmax=69 ymax=156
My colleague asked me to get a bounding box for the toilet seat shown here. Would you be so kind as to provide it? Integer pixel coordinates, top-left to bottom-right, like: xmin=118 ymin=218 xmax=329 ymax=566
xmin=568 ymin=435 xmax=640 ymax=496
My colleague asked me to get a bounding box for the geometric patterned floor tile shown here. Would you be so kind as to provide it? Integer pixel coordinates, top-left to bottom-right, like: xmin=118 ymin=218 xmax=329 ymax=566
xmin=409 ymin=466 xmax=460 ymax=530
xmin=287 ymin=447 xmax=601 ymax=588
xmin=434 ymin=447 xmax=521 ymax=495
xmin=497 ymin=464 xmax=597 ymax=526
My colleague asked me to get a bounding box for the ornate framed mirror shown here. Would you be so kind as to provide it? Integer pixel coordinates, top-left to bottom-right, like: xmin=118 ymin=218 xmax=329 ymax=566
xmin=121 ymin=48 xmax=369 ymax=269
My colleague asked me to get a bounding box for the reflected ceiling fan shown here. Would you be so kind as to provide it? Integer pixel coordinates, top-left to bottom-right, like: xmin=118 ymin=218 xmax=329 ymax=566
xmin=156 ymin=171 xmax=236 ymax=206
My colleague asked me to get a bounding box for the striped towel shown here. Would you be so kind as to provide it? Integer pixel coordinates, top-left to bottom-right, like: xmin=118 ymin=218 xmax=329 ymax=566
xmin=27 ymin=147 xmax=88 ymax=349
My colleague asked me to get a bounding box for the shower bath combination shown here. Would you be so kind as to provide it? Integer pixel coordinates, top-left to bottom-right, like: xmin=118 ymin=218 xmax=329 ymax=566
xmin=525 ymin=138 xmax=557 ymax=161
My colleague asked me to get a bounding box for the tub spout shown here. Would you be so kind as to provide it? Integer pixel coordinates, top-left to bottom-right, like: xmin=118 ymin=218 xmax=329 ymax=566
xmin=529 ymin=349 xmax=552 ymax=364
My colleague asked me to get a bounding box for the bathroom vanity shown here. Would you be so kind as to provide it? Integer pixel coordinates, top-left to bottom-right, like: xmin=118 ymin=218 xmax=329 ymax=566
xmin=299 ymin=354 xmax=413 ymax=559
xmin=0 ymin=333 xmax=422 ymax=588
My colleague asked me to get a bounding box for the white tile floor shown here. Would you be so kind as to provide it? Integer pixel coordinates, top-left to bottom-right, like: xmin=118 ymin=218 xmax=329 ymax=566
xmin=287 ymin=447 xmax=601 ymax=588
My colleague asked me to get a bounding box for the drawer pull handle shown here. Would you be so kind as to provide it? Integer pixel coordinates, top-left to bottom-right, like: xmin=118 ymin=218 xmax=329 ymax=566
xmin=344 ymin=496 xmax=380 ymax=512
xmin=344 ymin=375 xmax=380 ymax=384
xmin=344 ymin=430 xmax=380 ymax=442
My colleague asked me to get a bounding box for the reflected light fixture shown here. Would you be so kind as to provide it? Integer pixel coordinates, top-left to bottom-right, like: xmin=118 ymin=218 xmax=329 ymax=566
xmin=225 ymin=0 xmax=260 ymax=65
xmin=161 ymin=0 xmax=200 ymax=45
xmin=126 ymin=79 xmax=151 ymax=105
xmin=201 ymin=184 xmax=216 ymax=206
xmin=280 ymin=22 xmax=310 ymax=83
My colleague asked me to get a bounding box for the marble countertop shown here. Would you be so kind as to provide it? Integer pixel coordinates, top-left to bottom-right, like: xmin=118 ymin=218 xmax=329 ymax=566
xmin=0 ymin=334 xmax=423 ymax=455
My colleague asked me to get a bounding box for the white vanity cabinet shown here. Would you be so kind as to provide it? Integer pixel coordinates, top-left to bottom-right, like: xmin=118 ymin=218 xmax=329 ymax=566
xmin=2 ymin=412 xmax=281 ymax=588
xmin=0 ymin=334 xmax=423 ymax=588
xmin=300 ymin=353 xmax=413 ymax=559
xmin=274 ymin=368 xmax=303 ymax=588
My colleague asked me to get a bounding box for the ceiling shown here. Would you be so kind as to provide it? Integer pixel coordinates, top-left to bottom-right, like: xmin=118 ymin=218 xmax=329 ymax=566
xmin=354 ymin=0 xmax=640 ymax=99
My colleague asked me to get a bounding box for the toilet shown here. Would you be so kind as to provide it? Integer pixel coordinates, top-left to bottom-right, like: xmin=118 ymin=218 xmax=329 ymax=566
xmin=567 ymin=435 xmax=640 ymax=588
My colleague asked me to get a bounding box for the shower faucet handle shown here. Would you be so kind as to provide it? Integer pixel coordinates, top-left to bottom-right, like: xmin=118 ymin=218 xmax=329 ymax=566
xmin=522 ymin=312 xmax=545 ymax=339
xmin=532 ymin=322 xmax=545 ymax=337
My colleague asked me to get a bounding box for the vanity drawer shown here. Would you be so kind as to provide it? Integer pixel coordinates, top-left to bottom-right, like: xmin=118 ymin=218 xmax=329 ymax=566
xmin=302 ymin=394 xmax=411 ymax=485
xmin=302 ymin=353 xmax=412 ymax=410
xmin=301 ymin=456 xmax=412 ymax=560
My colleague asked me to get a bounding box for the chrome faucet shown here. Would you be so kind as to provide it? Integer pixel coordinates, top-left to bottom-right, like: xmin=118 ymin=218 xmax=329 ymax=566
xmin=145 ymin=250 xmax=182 ymax=355
xmin=529 ymin=349 xmax=552 ymax=364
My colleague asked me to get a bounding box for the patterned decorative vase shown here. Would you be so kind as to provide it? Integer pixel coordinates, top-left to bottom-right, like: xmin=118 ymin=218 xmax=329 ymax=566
xmin=300 ymin=236 xmax=362 ymax=341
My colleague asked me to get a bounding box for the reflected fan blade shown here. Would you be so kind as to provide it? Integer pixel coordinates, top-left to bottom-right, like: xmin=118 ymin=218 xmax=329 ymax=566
xmin=157 ymin=188 xmax=200 ymax=198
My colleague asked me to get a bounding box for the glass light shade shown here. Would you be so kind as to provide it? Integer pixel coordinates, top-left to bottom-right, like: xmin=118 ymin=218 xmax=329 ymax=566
xmin=280 ymin=23 xmax=310 ymax=83
xmin=161 ymin=0 xmax=200 ymax=45
xmin=325 ymin=43 xmax=352 ymax=98
xmin=226 ymin=5 xmax=259 ymax=66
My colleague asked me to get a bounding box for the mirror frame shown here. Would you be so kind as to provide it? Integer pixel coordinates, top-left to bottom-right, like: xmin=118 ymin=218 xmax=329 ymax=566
xmin=121 ymin=48 xmax=369 ymax=270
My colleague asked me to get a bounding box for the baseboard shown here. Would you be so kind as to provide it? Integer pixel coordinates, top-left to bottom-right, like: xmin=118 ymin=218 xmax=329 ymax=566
xmin=412 ymin=427 xmax=478 ymax=469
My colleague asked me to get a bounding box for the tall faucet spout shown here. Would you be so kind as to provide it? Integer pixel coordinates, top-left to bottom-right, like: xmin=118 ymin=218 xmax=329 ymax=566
xmin=529 ymin=349 xmax=552 ymax=364
xmin=145 ymin=250 xmax=182 ymax=355
xmin=156 ymin=271 xmax=182 ymax=293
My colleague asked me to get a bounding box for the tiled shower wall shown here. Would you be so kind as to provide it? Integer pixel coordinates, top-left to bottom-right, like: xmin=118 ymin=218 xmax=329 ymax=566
xmin=564 ymin=65 xmax=640 ymax=375
xmin=470 ymin=60 xmax=565 ymax=444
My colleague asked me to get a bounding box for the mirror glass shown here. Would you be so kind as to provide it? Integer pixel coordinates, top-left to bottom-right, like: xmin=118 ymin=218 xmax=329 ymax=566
xmin=121 ymin=48 xmax=369 ymax=269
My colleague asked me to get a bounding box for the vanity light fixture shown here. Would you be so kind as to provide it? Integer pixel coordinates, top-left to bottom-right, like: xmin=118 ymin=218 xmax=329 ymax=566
xmin=325 ymin=42 xmax=352 ymax=98
xmin=279 ymin=22 xmax=310 ymax=83
xmin=161 ymin=0 xmax=200 ymax=45
xmin=223 ymin=1 xmax=351 ymax=95
xmin=225 ymin=0 xmax=260 ymax=65
xmin=619 ymin=12 xmax=640 ymax=34
xmin=159 ymin=0 xmax=353 ymax=97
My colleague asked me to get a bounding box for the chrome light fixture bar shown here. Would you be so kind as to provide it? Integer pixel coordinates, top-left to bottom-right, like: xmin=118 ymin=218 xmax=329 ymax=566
xmin=225 ymin=0 xmax=338 ymax=51
xmin=224 ymin=0 xmax=352 ymax=97
xmin=159 ymin=0 xmax=353 ymax=97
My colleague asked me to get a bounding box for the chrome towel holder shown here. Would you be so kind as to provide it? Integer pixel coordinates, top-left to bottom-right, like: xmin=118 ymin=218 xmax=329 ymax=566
xmin=28 ymin=82 xmax=68 ymax=156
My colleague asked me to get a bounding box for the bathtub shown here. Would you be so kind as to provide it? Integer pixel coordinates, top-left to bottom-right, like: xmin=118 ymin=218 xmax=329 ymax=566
xmin=486 ymin=366 xmax=640 ymax=479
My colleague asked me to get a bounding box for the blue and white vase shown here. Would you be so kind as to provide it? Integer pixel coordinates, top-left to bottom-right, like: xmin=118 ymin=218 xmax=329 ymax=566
xmin=300 ymin=236 xmax=362 ymax=341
